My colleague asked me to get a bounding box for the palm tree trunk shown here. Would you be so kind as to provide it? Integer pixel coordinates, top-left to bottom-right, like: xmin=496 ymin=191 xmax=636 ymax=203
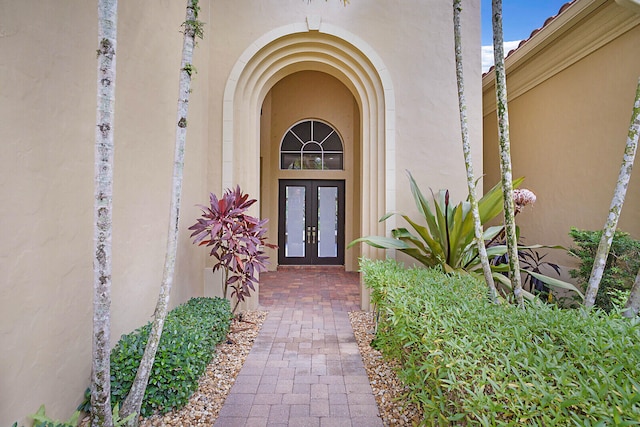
xmin=623 ymin=268 xmax=640 ymax=318
xmin=453 ymin=0 xmax=497 ymax=303
xmin=120 ymin=1 xmax=202 ymax=424
xmin=491 ymin=0 xmax=523 ymax=306
xmin=585 ymin=78 xmax=640 ymax=308
xmin=92 ymin=1 xmax=118 ymax=426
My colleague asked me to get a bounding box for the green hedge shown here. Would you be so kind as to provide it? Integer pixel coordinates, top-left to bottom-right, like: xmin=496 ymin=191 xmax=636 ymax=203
xmin=361 ymin=259 xmax=640 ymax=426
xmin=110 ymin=297 xmax=231 ymax=417
xmin=569 ymin=227 xmax=640 ymax=312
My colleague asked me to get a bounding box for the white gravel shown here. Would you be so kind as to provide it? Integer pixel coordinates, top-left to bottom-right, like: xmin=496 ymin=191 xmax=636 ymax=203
xmin=349 ymin=311 xmax=423 ymax=426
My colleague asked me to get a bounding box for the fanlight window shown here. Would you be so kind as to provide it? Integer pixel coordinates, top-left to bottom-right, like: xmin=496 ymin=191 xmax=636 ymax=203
xmin=280 ymin=120 xmax=344 ymax=170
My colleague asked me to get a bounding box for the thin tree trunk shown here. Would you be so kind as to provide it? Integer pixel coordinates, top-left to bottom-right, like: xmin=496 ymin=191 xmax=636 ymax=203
xmin=623 ymin=268 xmax=640 ymax=318
xmin=453 ymin=0 xmax=497 ymax=303
xmin=491 ymin=0 xmax=523 ymax=306
xmin=92 ymin=1 xmax=118 ymax=426
xmin=585 ymin=78 xmax=640 ymax=308
xmin=120 ymin=1 xmax=202 ymax=424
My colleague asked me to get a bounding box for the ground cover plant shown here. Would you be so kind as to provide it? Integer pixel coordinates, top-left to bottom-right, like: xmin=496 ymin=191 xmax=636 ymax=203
xmin=108 ymin=297 xmax=231 ymax=417
xmin=361 ymin=258 xmax=640 ymax=426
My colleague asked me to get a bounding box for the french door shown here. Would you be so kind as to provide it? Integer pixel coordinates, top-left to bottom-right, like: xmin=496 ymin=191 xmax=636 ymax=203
xmin=278 ymin=180 xmax=345 ymax=265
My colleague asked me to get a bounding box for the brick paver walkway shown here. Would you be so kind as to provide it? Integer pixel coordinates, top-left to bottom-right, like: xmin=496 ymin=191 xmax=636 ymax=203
xmin=214 ymin=267 xmax=383 ymax=427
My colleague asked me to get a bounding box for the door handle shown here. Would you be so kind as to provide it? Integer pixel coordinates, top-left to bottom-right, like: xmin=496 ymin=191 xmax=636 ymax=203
xmin=306 ymin=226 xmax=317 ymax=244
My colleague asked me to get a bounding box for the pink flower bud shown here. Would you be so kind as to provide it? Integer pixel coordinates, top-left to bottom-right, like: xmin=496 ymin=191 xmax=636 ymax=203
xmin=513 ymin=188 xmax=536 ymax=214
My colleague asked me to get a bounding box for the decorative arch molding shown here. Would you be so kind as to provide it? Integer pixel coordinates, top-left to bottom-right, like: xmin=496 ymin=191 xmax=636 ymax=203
xmin=221 ymin=18 xmax=395 ymax=306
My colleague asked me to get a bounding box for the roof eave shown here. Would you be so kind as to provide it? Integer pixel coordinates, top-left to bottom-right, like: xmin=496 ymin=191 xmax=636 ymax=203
xmin=481 ymin=0 xmax=607 ymax=90
xmin=616 ymin=0 xmax=640 ymax=14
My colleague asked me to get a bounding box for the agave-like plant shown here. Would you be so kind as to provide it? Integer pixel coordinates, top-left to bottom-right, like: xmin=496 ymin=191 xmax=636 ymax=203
xmin=189 ymin=186 xmax=277 ymax=313
xmin=349 ymin=171 xmax=584 ymax=301
xmin=349 ymin=171 xmax=515 ymax=272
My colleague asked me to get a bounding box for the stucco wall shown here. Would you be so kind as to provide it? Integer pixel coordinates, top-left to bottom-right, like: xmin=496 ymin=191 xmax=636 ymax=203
xmin=1 ymin=0 xmax=482 ymax=423
xmin=482 ymin=0 xmax=640 ymax=268
xmin=0 ymin=1 xmax=210 ymax=424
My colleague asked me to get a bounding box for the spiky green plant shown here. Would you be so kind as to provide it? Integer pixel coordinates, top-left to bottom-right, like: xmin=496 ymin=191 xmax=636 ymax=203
xmin=349 ymin=171 xmax=583 ymax=301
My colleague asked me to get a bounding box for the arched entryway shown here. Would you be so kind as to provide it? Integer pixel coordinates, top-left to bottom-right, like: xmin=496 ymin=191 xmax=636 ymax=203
xmin=221 ymin=18 xmax=395 ymax=309
xmin=261 ymin=72 xmax=355 ymax=269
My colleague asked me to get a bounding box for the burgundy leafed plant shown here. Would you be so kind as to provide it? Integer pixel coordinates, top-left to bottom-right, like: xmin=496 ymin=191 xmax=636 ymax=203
xmin=189 ymin=186 xmax=277 ymax=313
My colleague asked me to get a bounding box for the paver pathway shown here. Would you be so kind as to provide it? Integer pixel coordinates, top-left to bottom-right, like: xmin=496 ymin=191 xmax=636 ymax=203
xmin=214 ymin=267 xmax=383 ymax=427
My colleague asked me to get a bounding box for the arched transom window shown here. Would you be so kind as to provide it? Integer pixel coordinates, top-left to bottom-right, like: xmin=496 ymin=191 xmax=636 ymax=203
xmin=280 ymin=120 xmax=343 ymax=170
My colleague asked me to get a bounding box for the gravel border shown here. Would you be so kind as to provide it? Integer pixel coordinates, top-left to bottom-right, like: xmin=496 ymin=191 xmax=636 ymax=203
xmin=349 ymin=311 xmax=423 ymax=426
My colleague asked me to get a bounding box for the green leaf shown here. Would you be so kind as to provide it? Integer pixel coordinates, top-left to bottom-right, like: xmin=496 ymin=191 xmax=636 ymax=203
xmin=399 ymin=215 xmax=446 ymax=260
xmin=447 ymin=200 xmax=474 ymax=268
xmin=407 ymin=171 xmax=439 ymax=236
xmin=394 ymin=245 xmax=437 ymax=266
xmin=525 ymin=270 xmax=585 ymax=300
xmin=378 ymin=211 xmax=395 ymax=222
xmin=348 ymin=235 xmax=410 ymax=250
xmin=432 ymin=189 xmax=450 ymax=262
xmin=478 ymin=176 xmax=524 ymax=223
xmin=448 ymin=413 xmax=466 ymax=421
xmin=483 ymin=225 xmax=504 ymax=241
xmin=485 ymin=244 xmax=508 ymax=258
xmin=392 ymin=227 xmax=430 ymax=254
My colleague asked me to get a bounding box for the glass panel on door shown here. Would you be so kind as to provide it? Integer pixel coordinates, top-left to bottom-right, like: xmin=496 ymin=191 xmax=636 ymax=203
xmin=317 ymin=186 xmax=338 ymax=258
xmin=284 ymin=186 xmax=305 ymax=257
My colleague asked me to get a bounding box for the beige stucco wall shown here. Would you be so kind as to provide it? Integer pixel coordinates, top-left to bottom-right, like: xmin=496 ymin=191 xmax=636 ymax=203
xmin=0 ymin=1 xmax=210 ymax=424
xmin=482 ymin=0 xmax=640 ymax=268
xmin=1 ymin=0 xmax=482 ymax=423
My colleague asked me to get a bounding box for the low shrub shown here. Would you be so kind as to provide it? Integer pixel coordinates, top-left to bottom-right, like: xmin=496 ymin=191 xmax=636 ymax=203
xmin=19 ymin=404 xmax=133 ymax=427
xmin=569 ymin=227 xmax=640 ymax=312
xmin=110 ymin=297 xmax=231 ymax=417
xmin=361 ymin=258 xmax=640 ymax=426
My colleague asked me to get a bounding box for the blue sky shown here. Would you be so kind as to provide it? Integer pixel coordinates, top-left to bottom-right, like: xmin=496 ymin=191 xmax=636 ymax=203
xmin=481 ymin=0 xmax=570 ymax=71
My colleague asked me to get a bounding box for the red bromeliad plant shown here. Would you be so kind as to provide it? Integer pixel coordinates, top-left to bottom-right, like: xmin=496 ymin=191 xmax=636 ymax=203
xmin=189 ymin=186 xmax=276 ymax=313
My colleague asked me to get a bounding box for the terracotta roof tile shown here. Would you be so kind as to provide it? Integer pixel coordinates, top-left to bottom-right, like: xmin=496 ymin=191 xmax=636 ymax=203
xmin=484 ymin=0 xmax=577 ymax=75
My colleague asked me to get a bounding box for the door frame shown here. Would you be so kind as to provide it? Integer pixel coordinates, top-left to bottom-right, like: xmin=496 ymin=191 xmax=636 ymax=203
xmin=277 ymin=179 xmax=345 ymax=266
